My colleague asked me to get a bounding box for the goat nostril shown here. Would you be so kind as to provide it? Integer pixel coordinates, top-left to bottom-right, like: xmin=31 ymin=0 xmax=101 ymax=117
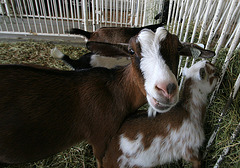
xmin=167 ymin=83 xmax=177 ymax=95
xmin=155 ymin=85 xmax=162 ymax=92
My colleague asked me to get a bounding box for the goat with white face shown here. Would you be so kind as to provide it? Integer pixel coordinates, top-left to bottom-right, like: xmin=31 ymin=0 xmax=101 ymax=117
xmin=103 ymin=61 xmax=218 ymax=168
xmin=0 ymin=28 xmax=214 ymax=167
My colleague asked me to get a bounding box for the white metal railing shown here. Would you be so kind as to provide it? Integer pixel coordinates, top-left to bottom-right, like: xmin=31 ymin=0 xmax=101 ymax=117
xmin=167 ymin=1 xmax=239 ymax=167
xmin=0 ymin=0 xmax=164 ymax=35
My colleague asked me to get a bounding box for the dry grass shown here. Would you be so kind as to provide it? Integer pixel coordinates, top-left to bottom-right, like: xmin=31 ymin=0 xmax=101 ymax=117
xmin=0 ymin=41 xmax=239 ymax=168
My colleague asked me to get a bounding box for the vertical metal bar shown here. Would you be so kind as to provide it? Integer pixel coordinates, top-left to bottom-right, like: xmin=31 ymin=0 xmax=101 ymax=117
xmin=101 ymin=0 xmax=104 ymax=26
xmin=130 ymin=0 xmax=135 ymax=27
xmin=62 ymin=0 xmax=66 ymax=18
xmin=0 ymin=3 xmax=9 ymax=31
xmin=16 ymin=0 xmax=27 ymax=33
xmin=237 ymin=42 xmax=240 ymax=50
xmin=211 ymin=0 xmax=237 ymax=64
xmin=190 ymin=0 xmax=204 ymax=43
xmin=73 ymin=0 xmax=77 ymax=22
xmin=57 ymin=0 xmax=65 ymax=34
xmin=224 ymin=20 xmax=238 ymax=48
xmin=142 ymin=0 xmax=147 ymax=26
xmin=134 ymin=0 xmax=140 ymax=26
xmin=69 ymin=0 xmax=75 ymax=28
xmin=65 ymin=0 xmax=70 ymax=31
xmin=230 ymin=1 xmax=240 ymax=24
xmin=156 ymin=0 xmax=162 ymax=24
xmin=183 ymin=0 xmax=194 ymax=42
xmin=172 ymin=0 xmax=180 ymax=33
xmin=92 ymin=0 xmax=96 ymax=30
xmin=9 ymin=0 xmax=20 ymax=32
xmin=167 ymin=0 xmax=174 ymax=29
xmin=39 ymin=0 xmax=48 ymax=34
xmin=212 ymin=2 xmax=231 ymax=39
xmin=190 ymin=0 xmax=204 ymax=66
xmin=99 ymin=0 xmax=102 ymax=27
xmin=178 ymin=0 xmax=191 ymax=77
xmin=76 ymin=0 xmax=80 ymax=28
xmin=28 ymin=0 xmax=38 ymax=33
xmin=120 ymin=0 xmax=123 ymax=26
xmin=34 ymin=0 xmax=43 ymax=33
xmin=53 ymin=0 xmax=60 ymax=34
xmin=123 ymin=0 xmax=127 ymax=26
xmin=105 ymin=0 xmax=108 ymax=26
xmin=179 ymin=0 xmax=196 ymax=90
xmin=5 ymin=0 xmax=15 ymax=31
xmin=170 ymin=0 xmax=177 ymax=31
xmin=206 ymin=0 xmax=224 ymax=49
xmin=82 ymin=0 xmax=88 ymax=30
xmin=179 ymin=0 xmax=190 ymax=41
xmin=116 ymin=0 xmax=119 ymax=26
xmin=22 ymin=0 xmax=31 ymax=32
xmin=209 ymin=21 xmax=240 ymax=105
xmin=96 ymin=0 xmax=99 ymax=24
xmin=176 ymin=0 xmax=185 ymax=35
xmin=198 ymin=0 xmax=213 ymax=43
xmin=139 ymin=0 xmax=144 ymax=26
xmin=113 ymin=0 xmax=116 ymax=25
xmin=109 ymin=0 xmax=113 ymax=26
xmin=46 ymin=0 xmax=54 ymax=33
xmin=125 ymin=0 xmax=129 ymax=26
xmin=88 ymin=0 xmax=91 ymax=20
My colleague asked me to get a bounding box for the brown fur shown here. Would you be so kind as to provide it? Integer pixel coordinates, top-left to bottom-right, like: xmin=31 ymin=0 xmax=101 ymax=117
xmin=0 ymin=64 xmax=145 ymax=165
xmin=69 ymin=23 xmax=164 ymax=44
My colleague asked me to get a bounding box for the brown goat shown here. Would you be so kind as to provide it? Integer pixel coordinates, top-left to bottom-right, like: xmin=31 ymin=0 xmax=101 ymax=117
xmin=0 ymin=27 xmax=214 ymax=167
xmin=103 ymin=61 xmax=218 ymax=168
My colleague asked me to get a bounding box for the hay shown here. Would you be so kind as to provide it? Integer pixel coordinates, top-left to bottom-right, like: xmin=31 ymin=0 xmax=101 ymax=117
xmin=0 ymin=41 xmax=239 ymax=168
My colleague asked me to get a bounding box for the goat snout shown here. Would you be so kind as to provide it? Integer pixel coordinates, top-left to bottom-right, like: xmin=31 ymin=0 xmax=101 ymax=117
xmin=155 ymin=82 xmax=178 ymax=99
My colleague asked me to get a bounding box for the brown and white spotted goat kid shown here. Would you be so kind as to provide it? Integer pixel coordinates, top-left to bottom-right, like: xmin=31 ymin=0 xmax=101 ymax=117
xmin=103 ymin=61 xmax=218 ymax=168
xmin=0 ymin=28 xmax=214 ymax=167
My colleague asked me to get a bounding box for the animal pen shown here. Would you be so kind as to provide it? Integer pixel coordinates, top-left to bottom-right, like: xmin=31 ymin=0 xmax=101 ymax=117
xmin=0 ymin=0 xmax=239 ymax=167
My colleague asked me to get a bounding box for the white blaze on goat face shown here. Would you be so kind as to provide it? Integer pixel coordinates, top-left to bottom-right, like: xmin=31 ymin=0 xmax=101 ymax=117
xmin=138 ymin=27 xmax=179 ymax=114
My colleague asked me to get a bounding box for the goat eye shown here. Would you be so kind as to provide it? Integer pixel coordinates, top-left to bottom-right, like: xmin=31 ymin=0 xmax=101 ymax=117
xmin=128 ymin=48 xmax=135 ymax=55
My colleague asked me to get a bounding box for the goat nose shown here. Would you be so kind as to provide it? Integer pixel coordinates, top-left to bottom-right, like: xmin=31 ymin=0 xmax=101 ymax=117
xmin=167 ymin=83 xmax=177 ymax=95
xmin=155 ymin=83 xmax=177 ymax=98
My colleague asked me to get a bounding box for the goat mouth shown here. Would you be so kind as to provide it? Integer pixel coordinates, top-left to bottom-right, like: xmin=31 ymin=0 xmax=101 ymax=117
xmin=147 ymin=95 xmax=174 ymax=113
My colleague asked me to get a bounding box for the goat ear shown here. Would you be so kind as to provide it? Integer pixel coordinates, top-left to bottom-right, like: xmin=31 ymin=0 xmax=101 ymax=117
xmin=178 ymin=43 xmax=215 ymax=59
xmin=86 ymin=42 xmax=130 ymax=57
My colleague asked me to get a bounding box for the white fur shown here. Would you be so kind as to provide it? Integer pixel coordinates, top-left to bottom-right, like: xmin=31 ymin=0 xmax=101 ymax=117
xmin=118 ymin=118 xmax=205 ymax=167
xmin=117 ymin=61 xmax=217 ymax=168
xmin=90 ymin=54 xmax=130 ymax=69
xmin=51 ymin=47 xmax=64 ymax=59
xmin=138 ymin=27 xmax=179 ymax=115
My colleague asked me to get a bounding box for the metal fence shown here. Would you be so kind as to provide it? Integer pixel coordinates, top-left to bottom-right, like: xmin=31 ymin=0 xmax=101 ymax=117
xmin=167 ymin=0 xmax=240 ymax=167
xmin=0 ymin=0 xmax=164 ymax=35
xmin=0 ymin=0 xmax=240 ymax=167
